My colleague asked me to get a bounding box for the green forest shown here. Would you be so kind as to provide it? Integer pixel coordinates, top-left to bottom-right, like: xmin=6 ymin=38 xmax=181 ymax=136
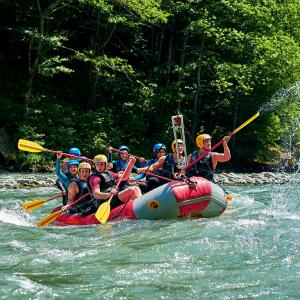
xmin=0 ymin=0 xmax=299 ymax=171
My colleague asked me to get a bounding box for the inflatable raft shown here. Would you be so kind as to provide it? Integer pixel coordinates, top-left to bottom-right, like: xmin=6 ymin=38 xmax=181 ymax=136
xmin=53 ymin=177 xmax=229 ymax=226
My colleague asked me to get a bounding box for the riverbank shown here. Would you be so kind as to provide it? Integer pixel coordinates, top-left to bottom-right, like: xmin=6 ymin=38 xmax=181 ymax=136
xmin=0 ymin=171 xmax=296 ymax=189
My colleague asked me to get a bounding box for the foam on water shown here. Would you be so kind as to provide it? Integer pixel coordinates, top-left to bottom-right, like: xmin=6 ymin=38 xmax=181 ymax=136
xmin=0 ymin=208 xmax=33 ymax=227
xmin=0 ymin=180 xmax=299 ymax=299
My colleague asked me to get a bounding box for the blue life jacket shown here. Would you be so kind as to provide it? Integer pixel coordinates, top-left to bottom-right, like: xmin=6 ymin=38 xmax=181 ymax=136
xmin=112 ymin=159 xmax=138 ymax=173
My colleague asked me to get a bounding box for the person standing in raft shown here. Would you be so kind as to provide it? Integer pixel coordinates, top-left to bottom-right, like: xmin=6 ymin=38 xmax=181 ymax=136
xmin=136 ymin=143 xmax=167 ymax=193
xmin=55 ymin=151 xmax=80 ymax=205
xmin=136 ymin=139 xmax=185 ymax=186
xmin=88 ymin=154 xmax=142 ymax=211
xmin=186 ymin=134 xmax=231 ymax=182
xmin=62 ymin=162 xmax=93 ymax=216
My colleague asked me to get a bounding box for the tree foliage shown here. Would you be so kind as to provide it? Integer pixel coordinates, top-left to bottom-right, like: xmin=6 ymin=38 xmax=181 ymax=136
xmin=0 ymin=0 xmax=299 ymax=170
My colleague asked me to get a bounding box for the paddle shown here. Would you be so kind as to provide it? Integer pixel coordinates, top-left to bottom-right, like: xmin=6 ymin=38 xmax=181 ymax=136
xmin=36 ymin=193 xmax=90 ymax=228
xmin=184 ymin=112 xmax=260 ymax=171
xmin=95 ymin=161 xmax=133 ymax=224
xmin=18 ymin=139 xmax=93 ymax=162
xmin=21 ymin=193 xmax=64 ymax=212
xmin=140 ymin=171 xmax=173 ymax=182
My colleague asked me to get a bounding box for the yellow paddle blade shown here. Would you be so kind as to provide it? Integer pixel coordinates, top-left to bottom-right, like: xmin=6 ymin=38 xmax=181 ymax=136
xmin=95 ymin=201 xmax=111 ymax=224
xmin=232 ymin=112 xmax=260 ymax=135
xmin=226 ymin=194 xmax=233 ymax=201
xmin=21 ymin=200 xmax=46 ymax=212
xmin=18 ymin=139 xmax=46 ymax=153
xmin=36 ymin=210 xmax=62 ymax=228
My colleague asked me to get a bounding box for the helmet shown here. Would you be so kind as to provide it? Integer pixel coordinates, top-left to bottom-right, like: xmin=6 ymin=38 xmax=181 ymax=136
xmin=68 ymin=147 xmax=81 ymax=156
xmin=93 ymin=154 xmax=108 ymax=166
xmin=153 ymin=143 xmax=166 ymax=154
xmin=118 ymin=145 xmax=130 ymax=152
xmin=196 ymin=134 xmax=211 ymax=149
xmin=171 ymin=139 xmax=183 ymax=152
xmin=78 ymin=162 xmax=91 ymax=171
xmin=67 ymin=160 xmax=80 ymax=167
xmin=118 ymin=145 xmax=130 ymax=157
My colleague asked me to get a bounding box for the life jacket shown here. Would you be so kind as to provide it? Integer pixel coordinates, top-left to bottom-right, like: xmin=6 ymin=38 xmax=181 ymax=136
xmin=145 ymin=157 xmax=164 ymax=178
xmin=88 ymin=170 xmax=117 ymax=194
xmin=72 ymin=178 xmax=91 ymax=201
xmin=187 ymin=151 xmax=214 ymax=181
xmin=160 ymin=153 xmax=180 ymax=179
xmin=113 ymin=159 xmax=139 ymax=174
xmin=67 ymin=179 xmax=94 ymax=216
xmin=113 ymin=160 xmax=127 ymax=173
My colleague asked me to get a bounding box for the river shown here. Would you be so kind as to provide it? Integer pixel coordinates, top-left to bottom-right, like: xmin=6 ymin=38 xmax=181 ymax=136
xmin=0 ymin=173 xmax=299 ymax=299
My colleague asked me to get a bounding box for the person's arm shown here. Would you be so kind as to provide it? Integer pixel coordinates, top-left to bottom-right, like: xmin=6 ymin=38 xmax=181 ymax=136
xmin=55 ymin=158 xmax=62 ymax=176
xmin=212 ymin=136 xmax=231 ymax=169
xmin=55 ymin=154 xmax=70 ymax=188
xmin=136 ymin=156 xmax=165 ymax=174
xmin=131 ymin=165 xmax=139 ymax=173
xmin=108 ymin=146 xmax=113 ymax=163
xmin=186 ymin=154 xmax=192 ymax=165
xmin=67 ymin=182 xmax=79 ymax=205
xmin=119 ymin=156 xmax=137 ymax=180
xmin=89 ymin=176 xmax=111 ymax=200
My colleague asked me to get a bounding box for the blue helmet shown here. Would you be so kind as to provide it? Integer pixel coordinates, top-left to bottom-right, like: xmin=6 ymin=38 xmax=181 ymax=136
xmin=118 ymin=145 xmax=130 ymax=157
xmin=68 ymin=147 xmax=81 ymax=156
xmin=67 ymin=160 xmax=80 ymax=167
xmin=153 ymin=143 xmax=166 ymax=154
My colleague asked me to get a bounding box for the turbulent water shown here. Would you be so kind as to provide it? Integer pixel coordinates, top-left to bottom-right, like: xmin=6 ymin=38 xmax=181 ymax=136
xmin=0 ymin=174 xmax=299 ymax=300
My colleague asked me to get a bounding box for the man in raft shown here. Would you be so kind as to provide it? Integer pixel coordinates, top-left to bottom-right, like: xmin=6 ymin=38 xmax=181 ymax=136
xmin=88 ymin=154 xmax=142 ymax=210
xmin=136 ymin=139 xmax=185 ymax=191
xmin=136 ymin=143 xmax=167 ymax=193
xmin=186 ymin=134 xmax=231 ymax=182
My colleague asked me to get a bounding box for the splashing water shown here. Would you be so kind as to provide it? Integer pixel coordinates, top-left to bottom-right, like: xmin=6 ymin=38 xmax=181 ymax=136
xmin=259 ymin=82 xmax=300 ymax=113
xmin=257 ymin=82 xmax=300 ymax=173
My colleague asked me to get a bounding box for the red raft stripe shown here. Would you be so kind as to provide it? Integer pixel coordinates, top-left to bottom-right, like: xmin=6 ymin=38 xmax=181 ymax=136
xmin=55 ymin=212 xmax=100 ymax=226
xmin=178 ymin=200 xmax=210 ymax=216
xmin=171 ymin=177 xmax=212 ymax=203
xmin=108 ymin=200 xmax=137 ymax=222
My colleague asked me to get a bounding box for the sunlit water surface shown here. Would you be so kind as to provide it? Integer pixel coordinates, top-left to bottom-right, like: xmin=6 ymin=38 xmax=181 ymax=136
xmin=0 ymin=174 xmax=299 ymax=299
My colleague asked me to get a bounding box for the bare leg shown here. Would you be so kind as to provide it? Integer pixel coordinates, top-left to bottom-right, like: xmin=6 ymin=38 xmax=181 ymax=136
xmin=118 ymin=186 xmax=142 ymax=202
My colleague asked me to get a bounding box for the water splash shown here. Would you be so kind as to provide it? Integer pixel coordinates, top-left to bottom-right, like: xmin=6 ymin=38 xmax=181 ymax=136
xmin=0 ymin=209 xmax=33 ymax=227
xmin=258 ymin=82 xmax=300 ymax=173
xmin=259 ymin=82 xmax=300 ymax=113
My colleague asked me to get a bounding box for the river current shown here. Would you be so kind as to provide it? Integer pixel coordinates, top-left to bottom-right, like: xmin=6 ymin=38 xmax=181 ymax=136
xmin=0 ymin=173 xmax=299 ymax=299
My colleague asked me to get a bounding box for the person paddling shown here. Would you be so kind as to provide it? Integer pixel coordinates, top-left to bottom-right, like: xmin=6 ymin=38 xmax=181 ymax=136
xmin=62 ymin=162 xmax=93 ymax=215
xmin=186 ymin=134 xmax=231 ymax=181
xmin=88 ymin=154 xmax=142 ymax=211
xmin=55 ymin=151 xmax=80 ymax=205
xmin=137 ymin=143 xmax=167 ymax=193
xmin=137 ymin=139 xmax=184 ymax=183
xmin=108 ymin=145 xmax=145 ymax=190
xmin=108 ymin=145 xmax=143 ymax=173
